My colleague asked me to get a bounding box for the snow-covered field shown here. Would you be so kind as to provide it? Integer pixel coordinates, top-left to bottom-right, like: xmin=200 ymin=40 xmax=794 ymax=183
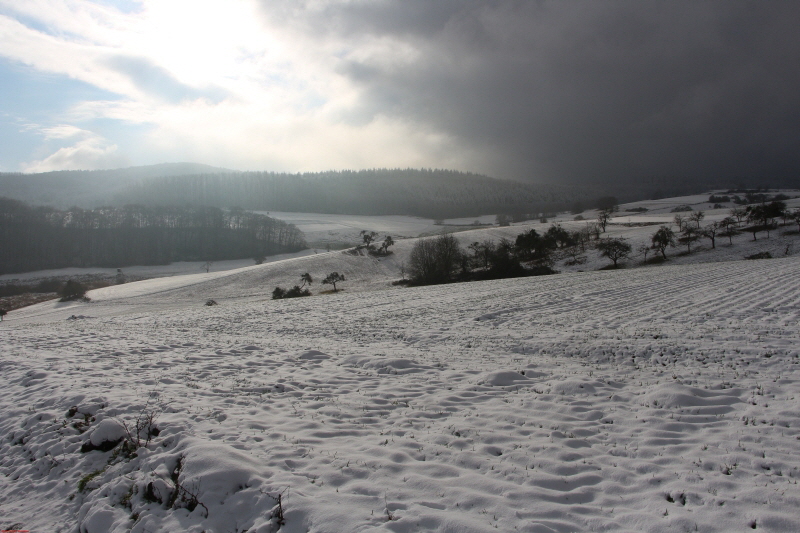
xmin=0 ymin=251 xmax=318 ymax=286
xmin=260 ymin=212 xmax=477 ymax=248
xmin=3 ymin=194 xmax=800 ymax=533
xmin=256 ymin=212 xmax=496 ymax=251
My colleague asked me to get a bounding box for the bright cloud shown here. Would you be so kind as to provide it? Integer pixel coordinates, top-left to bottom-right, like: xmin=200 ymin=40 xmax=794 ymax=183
xmin=0 ymin=0 xmax=464 ymax=174
xmin=21 ymin=134 xmax=128 ymax=172
xmin=40 ymin=124 xmax=90 ymax=139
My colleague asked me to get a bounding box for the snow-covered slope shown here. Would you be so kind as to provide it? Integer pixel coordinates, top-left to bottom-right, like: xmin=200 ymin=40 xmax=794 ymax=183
xmin=3 ymin=250 xmax=800 ymax=532
xmin=3 ymin=193 xmax=800 ymax=532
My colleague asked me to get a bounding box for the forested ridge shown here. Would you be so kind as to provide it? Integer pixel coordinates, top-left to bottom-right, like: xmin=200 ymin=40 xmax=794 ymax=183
xmin=3 ymin=166 xmax=795 ymax=218
xmin=114 ymin=169 xmax=596 ymax=217
xmin=0 ymin=199 xmax=305 ymax=275
xmin=0 ymin=163 xmax=229 ymax=208
xmin=0 ymin=167 xmax=597 ymax=217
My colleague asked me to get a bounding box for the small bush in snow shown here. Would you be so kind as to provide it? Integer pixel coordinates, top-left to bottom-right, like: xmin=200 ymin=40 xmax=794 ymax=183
xmin=286 ymin=286 xmax=311 ymax=298
xmin=369 ymin=236 xmax=395 ymax=256
xmin=59 ymin=280 xmax=89 ymax=302
xmin=745 ymin=251 xmax=772 ymax=260
xmin=118 ymin=397 xmax=164 ymax=449
xmin=272 ymin=286 xmax=311 ymax=299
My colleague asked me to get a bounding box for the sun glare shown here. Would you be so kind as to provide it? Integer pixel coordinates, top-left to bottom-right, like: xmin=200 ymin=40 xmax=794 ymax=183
xmin=123 ymin=1 xmax=282 ymax=88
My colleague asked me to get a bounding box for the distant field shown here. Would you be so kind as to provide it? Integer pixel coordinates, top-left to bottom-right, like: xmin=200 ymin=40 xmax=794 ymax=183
xmin=261 ymin=211 xmax=497 ymax=248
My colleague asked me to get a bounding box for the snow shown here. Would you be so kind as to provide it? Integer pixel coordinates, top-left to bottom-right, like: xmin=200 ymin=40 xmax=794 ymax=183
xmin=88 ymin=420 xmax=126 ymax=448
xmin=262 ymin=211 xmax=494 ymax=248
xmin=0 ymin=252 xmax=320 ymax=285
xmin=2 ymin=194 xmax=800 ymax=532
xmin=476 ymin=371 xmax=532 ymax=387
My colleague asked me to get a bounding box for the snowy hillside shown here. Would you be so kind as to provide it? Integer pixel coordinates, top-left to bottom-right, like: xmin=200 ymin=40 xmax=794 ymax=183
xmin=2 ymin=193 xmax=800 ymax=532
xmin=3 ymin=191 xmax=797 ymax=290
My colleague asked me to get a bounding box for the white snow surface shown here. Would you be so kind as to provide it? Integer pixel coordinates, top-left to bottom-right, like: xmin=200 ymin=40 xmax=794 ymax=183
xmin=3 ymin=196 xmax=800 ymax=532
xmin=88 ymin=420 xmax=127 ymax=448
xmin=261 ymin=212 xmax=495 ymax=247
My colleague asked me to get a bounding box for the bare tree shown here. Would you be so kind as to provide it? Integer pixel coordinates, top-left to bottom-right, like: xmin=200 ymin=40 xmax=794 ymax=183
xmin=468 ymin=240 xmax=495 ymax=270
xmin=673 ymin=214 xmax=686 ymax=232
xmin=408 ymin=233 xmax=463 ymax=284
xmin=689 ymin=211 xmax=705 ymax=228
xmin=596 ymin=238 xmax=632 ymax=268
xmin=637 ymin=243 xmax=651 ymax=264
xmin=379 ymin=236 xmax=394 ymax=254
xmin=745 ymin=205 xmax=770 ymax=240
xmin=678 ymin=225 xmax=699 ymax=253
xmin=360 ymin=230 xmax=378 ymax=249
xmin=700 ymin=221 xmax=721 ymax=249
xmin=730 ymin=206 xmax=747 ymax=225
xmin=651 ymin=226 xmax=676 ymax=259
xmin=574 ymin=227 xmax=590 ymax=252
xmin=322 ymin=272 xmax=345 ymax=291
xmin=586 ymin=222 xmax=601 ymax=241
xmin=719 ymin=216 xmax=739 ymax=244
xmin=596 ymin=208 xmax=614 ymax=233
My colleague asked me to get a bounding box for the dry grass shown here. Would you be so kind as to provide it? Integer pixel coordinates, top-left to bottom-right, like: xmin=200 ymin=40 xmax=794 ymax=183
xmin=0 ymin=292 xmax=58 ymax=311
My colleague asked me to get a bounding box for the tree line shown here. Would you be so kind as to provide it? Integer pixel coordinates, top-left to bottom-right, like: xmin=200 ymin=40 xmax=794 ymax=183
xmin=406 ymin=228 xmax=576 ymax=285
xmin=0 ymin=198 xmax=306 ymax=275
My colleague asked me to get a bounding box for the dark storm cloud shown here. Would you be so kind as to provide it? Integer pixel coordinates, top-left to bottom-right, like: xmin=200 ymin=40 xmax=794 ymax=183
xmin=262 ymin=1 xmax=800 ymax=186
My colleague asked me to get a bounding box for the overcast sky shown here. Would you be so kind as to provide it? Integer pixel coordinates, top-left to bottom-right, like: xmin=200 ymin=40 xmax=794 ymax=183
xmin=1 ymin=0 xmax=798 ymax=186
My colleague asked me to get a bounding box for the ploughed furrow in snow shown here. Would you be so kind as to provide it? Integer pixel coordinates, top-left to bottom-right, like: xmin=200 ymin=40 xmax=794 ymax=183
xmin=2 ymin=258 xmax=800 ymax=532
